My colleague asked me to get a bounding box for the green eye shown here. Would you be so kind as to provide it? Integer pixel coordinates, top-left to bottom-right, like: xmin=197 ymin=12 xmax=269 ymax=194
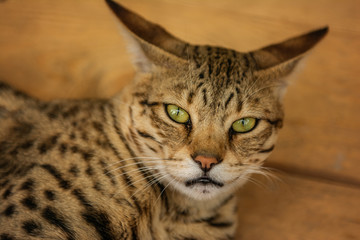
xmin=166 ymin=104 xmax=190 ymax=124
xmin=232 ymin=117 xmax=257 ymax=133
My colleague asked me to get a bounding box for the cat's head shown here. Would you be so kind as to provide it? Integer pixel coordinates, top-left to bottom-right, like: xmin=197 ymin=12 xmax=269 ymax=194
xmin=106 ymin=0 xmax=328 ymax=200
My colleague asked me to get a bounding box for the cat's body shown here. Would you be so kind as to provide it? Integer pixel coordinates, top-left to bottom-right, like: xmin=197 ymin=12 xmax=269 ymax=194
xmin=0 ymin=82 xmax=236 ymax=239
xmin=0 ymin=0 xmax=327 ymax=239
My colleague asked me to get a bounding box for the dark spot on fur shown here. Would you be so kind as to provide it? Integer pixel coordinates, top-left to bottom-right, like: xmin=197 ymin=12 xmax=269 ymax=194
xmin=37 ymin=135 xmax=59 ymax=154
xmin=187 ymin=91 xmax=194 ymax=104
xmin=82 ymin=210 xmax=115 ymax=240
xmin=20 ymin=140 xmax=34 ymax=149
xmin=47 ymin=104 xmax=61 ymax=119
xmin=51 ymin=134 xmax=60 ymax=144
xmin=81 ymin=132 xmax=88 ymax=141
xmin=71 ymin=146 xmax=79 ymax=153
xmin=62 ymin=106 xmax=80 ymax=118
xmin=139 ymin=100 xmax=159 ymax=107
xmin=0 ymin=233 xmax=15 ymax=240
xmin=0 ymin=140 xmax=9 ymax=154
xmin=21 ymin=196 xmax=38 ymax=210
xmin=9 ymin=148 xmax=18 ymax=156
xmin=92 ymin=121 xmax=104 ymax=132
xmin=2 ymin=184 xmax=14 ymax=199
xmin=202 ymin=89 xmax=207 ymax=105
xmin=69 ymin=165 xmax=80 ymax=177
xmin=69 ymin=132 xmax=76 ymax=140
xmin=17 ymin=163 xmax=37 ymax=177
xmin=0 ymin=179 xmax=10 ymax=188
xmin=82 ymin=151 xmax=93 ymax=161
xmin=86 ymin=166 xmax=94 ymax=176
xmin=22 ymin=220 xmax=42 ymax=236
xmin=11 ymin=122 xmax=33 ymax=136
xmin=41 ymin=206 xmax=75 ymax=240
xmin=3 ymin=204 xmax=16 ymax=217
xmin=44 ymin=190 xmax=56 ymax=201
xmin=38 ymin=143 xmax=48 ymax=154
xmin=20 ymin=178 xmax=35 ymax=191
xmin=59 ymin=143 xmax=68 ymax=154
xmin=93 ymin=182 xmax=102 ymax=192
xmin=40 ymin=164 xmax=71 ymax=189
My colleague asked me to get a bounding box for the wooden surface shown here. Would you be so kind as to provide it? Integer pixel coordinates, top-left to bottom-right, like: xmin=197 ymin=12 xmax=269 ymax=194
xmin=0 ymin=0 xmax=359 ymax=239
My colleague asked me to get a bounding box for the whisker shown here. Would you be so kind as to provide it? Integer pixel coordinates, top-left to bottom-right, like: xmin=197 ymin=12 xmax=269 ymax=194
xmin=245 ymin=167 xmax=283 ymax=190
xmin=109 ymin=166 xmax=157 ymax=178
xmin=106 ymin=157 xmax=169 ymax=168
xmin=154 ymin=178 xmax=176 ymax=205
xmin=130 ymin=174 xmax=169 ymax=199
xmin=105 ymin=160 xmax=166 ymax=174
xmin=110 ymin=171 xmax=165 ymax=200
xmin=129 ymin=172 xmax=164 ymax=187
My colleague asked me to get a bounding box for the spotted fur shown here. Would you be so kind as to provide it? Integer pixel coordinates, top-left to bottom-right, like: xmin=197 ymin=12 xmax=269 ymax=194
xmin=0 ymin=0 xmax=327 ymax=239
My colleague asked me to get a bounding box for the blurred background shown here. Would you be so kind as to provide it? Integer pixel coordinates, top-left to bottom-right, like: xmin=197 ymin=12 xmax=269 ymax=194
xmin=0 ymin=0 xmax=359 ymax=239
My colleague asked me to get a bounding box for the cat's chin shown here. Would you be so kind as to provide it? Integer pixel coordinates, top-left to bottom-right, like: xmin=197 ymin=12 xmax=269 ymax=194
xmin=186 ymin=185 xmax=228 ymax=201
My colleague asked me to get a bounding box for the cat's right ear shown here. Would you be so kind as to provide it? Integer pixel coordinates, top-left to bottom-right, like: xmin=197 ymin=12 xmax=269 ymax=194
xmin=105 ymin=0 xmax=188 ymax=72
xmin=250 ymin=27 xmax=328 ymax=99
xmin=250 ymin=27 xmax=328 ymax=73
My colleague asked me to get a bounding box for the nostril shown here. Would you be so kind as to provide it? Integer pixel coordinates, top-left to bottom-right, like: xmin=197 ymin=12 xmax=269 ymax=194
xmin=194 ymin=155 xmax=219 ymax=171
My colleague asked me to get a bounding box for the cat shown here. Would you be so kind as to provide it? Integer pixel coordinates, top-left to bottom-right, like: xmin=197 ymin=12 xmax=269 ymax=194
xmin=0 ymin=0 xmax=327 ymax=239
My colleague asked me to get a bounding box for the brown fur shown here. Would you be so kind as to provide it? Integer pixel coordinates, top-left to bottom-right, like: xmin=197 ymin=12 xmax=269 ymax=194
xmin=0 ymin=0 xmax=327 ymax=239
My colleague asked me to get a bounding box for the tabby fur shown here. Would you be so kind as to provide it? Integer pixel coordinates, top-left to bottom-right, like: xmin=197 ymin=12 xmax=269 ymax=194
xmin=0 ymin=0 xmax=327 ymax=239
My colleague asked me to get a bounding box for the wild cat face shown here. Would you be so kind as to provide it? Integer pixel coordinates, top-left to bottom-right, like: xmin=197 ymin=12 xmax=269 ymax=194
xmin=106 ymin=0 xmax=327 ymax=200
xmin=125 ymin=47 xmax=283 ymax=200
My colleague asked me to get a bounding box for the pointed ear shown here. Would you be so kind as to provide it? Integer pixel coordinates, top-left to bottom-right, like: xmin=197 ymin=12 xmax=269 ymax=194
xmin=105 ymin=0 xmax=188 ymax=72
xmin=251 ymin=27 xmax=328 ymax=98
xmin=251 ymin=27 xmax=328 ymax=71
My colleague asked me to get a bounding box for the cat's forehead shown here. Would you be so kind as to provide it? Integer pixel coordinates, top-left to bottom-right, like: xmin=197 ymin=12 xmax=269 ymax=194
xmin=172 ymin=45 xmax=256 ymax=102
xmin=188 ymin=45 xmax=251 ymax=72
xmin=150 ymin=46 xmax=262 ymax=117
xmin=186 ymin=45 xmax=255 ymax=88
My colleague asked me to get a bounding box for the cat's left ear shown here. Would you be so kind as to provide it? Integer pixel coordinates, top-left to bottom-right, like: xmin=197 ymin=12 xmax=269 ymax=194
xmin=250 ymin=27 xmax=328 ymax=96
xmin=105 ymin=0 xmax=188 ymax=72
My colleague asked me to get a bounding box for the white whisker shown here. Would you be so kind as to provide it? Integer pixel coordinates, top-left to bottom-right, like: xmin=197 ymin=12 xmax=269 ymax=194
xmin=109 ymin=166 xmax=157 ymax=178
xmin=130 ymin=174 xmax=170 ymax=199
xmin=105 ymin=160 xmax=165 ymax=174
xmin=106 ymin=157 xmax=170 ymax=168
xmin=154 ymin=178 xmax=176 ymax=205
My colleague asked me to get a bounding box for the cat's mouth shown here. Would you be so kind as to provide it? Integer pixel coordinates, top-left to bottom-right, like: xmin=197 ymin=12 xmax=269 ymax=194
xmin=185 ymin=176 xmax=224 ymax=188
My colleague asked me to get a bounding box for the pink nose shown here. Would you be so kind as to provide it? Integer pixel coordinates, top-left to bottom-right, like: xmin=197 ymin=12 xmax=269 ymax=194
xmin=194 ymin=155 xmax=218 ymax=170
